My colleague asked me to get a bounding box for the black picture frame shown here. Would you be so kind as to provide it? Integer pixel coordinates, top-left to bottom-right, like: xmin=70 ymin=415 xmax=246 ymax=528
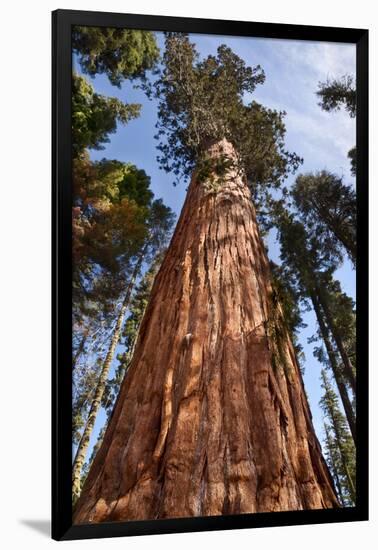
xmin=52 ymin=9 xmax=369 ymax=541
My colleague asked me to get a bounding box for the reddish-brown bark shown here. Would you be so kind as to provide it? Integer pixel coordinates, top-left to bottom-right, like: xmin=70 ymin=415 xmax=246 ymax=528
xmin=73 ymin=139 xmax=338 ymax=524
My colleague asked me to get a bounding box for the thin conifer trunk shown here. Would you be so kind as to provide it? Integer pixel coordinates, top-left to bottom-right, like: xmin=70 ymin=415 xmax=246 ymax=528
xmin=316 ymin=287 xmax=356 ymax=395
xmin=321 ymin=373 xmax=356 ymax=502
xmin=311 ymin=294 xmax=356 ymax=443
xmin=72 ymin=252 xmax=145 ymax=499
xmin=323 ymin=423 xmax=345 ymax=506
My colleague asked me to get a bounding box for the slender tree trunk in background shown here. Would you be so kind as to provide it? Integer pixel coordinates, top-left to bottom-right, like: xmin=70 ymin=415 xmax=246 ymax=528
xmin=74 ymin=139 xmax=338 ymax=523
xmin=323 ymin=423 xmax=345 ymax=506
xmin=344 ymin=464 xmax=356 ymax=504
xmin=311 ymin=294 xmax=356 ymax=443
xmin=118 ymin=261 xmax=161 ymax=387
xmin=72 ymin=253 xmax=145 ymax=500
xmin=321 ymin=373 xmax=356 ymax=503
xmin=316 ymin=288 xmax=356 ymax=395
xmin=79 ymin=263 xmax=160 ymax=481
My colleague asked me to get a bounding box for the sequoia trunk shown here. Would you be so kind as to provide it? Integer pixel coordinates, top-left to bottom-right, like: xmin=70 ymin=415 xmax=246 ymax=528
xmin=74 ymin=139 xmax=338 ymax=523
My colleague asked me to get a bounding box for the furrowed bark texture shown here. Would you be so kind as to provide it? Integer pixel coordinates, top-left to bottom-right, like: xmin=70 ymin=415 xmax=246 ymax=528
xmin=74 ymin=139 xmax=338 ymax=523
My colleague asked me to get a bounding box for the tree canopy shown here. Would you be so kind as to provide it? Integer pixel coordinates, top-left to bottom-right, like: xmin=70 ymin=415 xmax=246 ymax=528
xmin=317 ymin=75 xmax=356 ymax=118
xmin=317 ymin=75 xmax=356 ymax=176
xmin=73 ymin=153 xmax=154 ymax=210
xmin=70 ymin=29 xmax=356 ymax=510
xmin=320 ymin=369 xmax=356 ymax=505
xmin=150 ymin=33 xmax=302 ymax=193
xmin=72 ymin=74 xmax=140 ymax=156
xmin=73 ymin=26 xmax=160 ymax=87
xmin=292 ymin=171 xmax=356 ymax=264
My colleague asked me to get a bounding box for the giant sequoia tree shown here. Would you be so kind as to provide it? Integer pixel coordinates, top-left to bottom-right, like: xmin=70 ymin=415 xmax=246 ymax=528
xmin=74 ymin=33 xmax=338 ymax=523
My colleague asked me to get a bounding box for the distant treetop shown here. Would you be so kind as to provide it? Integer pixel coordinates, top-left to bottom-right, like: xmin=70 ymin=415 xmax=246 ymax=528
xmin=73 ymin=26 xmax=160 ymax=87
xmin=151 ymin=33 xmax=302 ymax=193
xmin=317 ymin=75 xmax=356 ymax=118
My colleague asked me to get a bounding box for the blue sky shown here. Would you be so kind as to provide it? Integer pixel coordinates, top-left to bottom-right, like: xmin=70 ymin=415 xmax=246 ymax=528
xmin=73 ymin=32 xmax=356 ymax=462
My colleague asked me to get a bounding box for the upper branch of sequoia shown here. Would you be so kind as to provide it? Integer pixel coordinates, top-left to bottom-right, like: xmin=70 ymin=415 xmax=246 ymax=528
xmin=147 ymin=32 xmax=302 ymax=200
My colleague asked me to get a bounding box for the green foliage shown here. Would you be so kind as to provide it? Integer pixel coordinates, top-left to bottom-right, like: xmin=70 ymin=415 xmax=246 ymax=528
xmin=119 ymin=164 xmax=154 ymax=207
xmin=276 ymin=209 xmax=356 ymax=391
xmin=348 ymin=146 xmax=356 ymax=177
xmin=292 ymin=171 xmax=356 ymax=263
xmin=70 ymin=30 xmax=176 ymax=496
xmin=270 ymin=261 xmax=305 ymax=337
xmin=320 ymin=370 xmax=356 ymax=505
xmin=197 ymin=154 xmax=235 ymax=194
xmin=73 ymin=26 xmax=160 ymax=87
xmin=317 ymin=75 xmax=356 ymax=118
xmin=72 ymin=153 xmax=157 ymax=280
xmin=72 ymin=74 xmax=140 ymax=155
xmin=276 ymin=211 xmax=339 ymax=300
xmin=73 ymin=152 xmax=125 ymax=205
xmin=72 ymin=186 xmax=174 ymax=492
xmin=146 ymin=199 xmax=176 ymax=254
xmin=322 ymin=280 xmax=356 ymax=376
xmin=72 ymin=152 xmax=165 ymax=409
xmin=323 ymin=422 xmax=346 ymax=506
xmin=72 ymin=150 xmax=175 ymax=452
xmin=265 ymin=260 xmax=308 ymax=379
xmin=73 ymin=152 xmax=154 ymax=210
xmin=150 ymin=33 xmax=301 ymax=191
xmin=74 ymin=198 xmax=148 ymax=273
xmin=311 ymin=279 xmax=356 ymax=436
xmin=316 ymin=75 xmax=356 ymax=176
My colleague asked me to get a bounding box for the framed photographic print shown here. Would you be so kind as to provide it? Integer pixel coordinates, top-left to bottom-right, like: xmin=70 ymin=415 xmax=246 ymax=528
xmin=52 ymin=9 xmax=368 ymax=541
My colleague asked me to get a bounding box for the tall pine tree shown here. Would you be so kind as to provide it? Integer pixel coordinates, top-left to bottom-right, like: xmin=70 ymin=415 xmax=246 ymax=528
xmin=320 ymin=370 xmax=356 ymax=505
xmin=292 ymin=171 xmax=356 ymax=264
